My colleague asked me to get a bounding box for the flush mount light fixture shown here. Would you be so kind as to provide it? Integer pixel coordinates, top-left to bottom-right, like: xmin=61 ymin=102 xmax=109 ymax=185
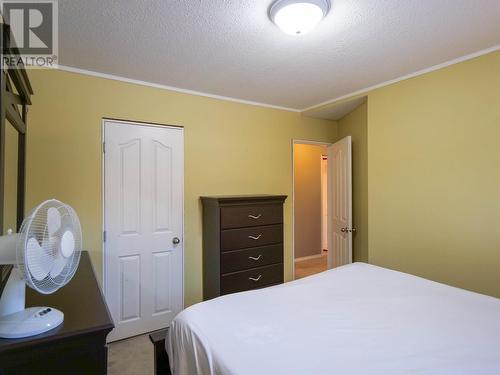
xmin=269 ymin=0 xmax=330 ymax=35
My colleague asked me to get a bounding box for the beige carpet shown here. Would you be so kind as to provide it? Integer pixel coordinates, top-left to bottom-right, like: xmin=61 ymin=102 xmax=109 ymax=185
xmin=108 ymin=334 xmax=154 ymax=375
xmin=295 ymin=254 xmax=328 ymax=279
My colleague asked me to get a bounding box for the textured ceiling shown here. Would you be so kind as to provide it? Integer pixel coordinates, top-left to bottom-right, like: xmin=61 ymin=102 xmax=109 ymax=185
xmin=58 ymin=0 xmax=500 ymax=110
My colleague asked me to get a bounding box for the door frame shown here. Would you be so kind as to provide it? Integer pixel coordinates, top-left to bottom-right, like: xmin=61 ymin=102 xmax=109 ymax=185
xmin=291 ymin=139 xmax=332 ymax=280
xmin=101 ymin=118 xmax=185 ymax=311
xmin=320 ymin=154 xmax=328 ymax=252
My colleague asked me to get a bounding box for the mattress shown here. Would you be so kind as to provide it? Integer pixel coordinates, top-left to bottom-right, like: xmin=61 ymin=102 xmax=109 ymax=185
xmin=167 ymin=263 xmax=500 ymax=374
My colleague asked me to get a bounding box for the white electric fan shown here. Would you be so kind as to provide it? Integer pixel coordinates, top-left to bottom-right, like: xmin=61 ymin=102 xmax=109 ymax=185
xmin=0 ymin=199 xmax=82 ymax=338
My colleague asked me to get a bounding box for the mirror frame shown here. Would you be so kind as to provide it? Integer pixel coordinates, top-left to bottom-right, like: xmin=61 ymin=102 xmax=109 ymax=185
xmin=1 ymin=23 xmax=33 ymax=234
xmin=0 ymin=23 xmax=33 ymax=294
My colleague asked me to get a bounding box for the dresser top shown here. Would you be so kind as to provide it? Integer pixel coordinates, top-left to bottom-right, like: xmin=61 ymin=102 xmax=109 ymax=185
xmin=0 ymin=251 xmax=114 ymax=352
xmin=201 ymin=195 xmax=287 ymax=203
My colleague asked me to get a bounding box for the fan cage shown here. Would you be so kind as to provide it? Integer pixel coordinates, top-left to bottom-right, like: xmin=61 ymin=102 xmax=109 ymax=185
xmin=16 ymin=199 xmax=82 ymax=294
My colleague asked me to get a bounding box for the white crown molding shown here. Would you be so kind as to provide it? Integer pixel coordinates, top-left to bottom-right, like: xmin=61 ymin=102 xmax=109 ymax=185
xmin=56 ymin=65 xmax=301 ymax=113
xmin=301 ymin=44 xmax=500 ymax=113
xmin=57 ymin=44 xmax=499 ymax=115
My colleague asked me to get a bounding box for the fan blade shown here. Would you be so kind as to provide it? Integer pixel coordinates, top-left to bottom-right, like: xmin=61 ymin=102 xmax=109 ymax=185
xmin=26 ymin=237 xmax=52 ymax=281
xmin=50 ymin=251 xmax=69 ymax=278
xmin=47 ymin=207 xmax=62 ymax=235
xmin=60 ymin=230 xmax=75 ymax=258
xmin=50 ymin=230 xmax=76 ymax=277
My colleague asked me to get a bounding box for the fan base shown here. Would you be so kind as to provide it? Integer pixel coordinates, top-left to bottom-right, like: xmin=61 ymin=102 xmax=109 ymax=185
xmin=0 ymin=306 xmax=64 ymax=338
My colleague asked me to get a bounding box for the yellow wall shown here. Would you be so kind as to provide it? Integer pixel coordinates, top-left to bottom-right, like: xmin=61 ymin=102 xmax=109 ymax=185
xmin=367 ymin=51 xmax=500 ymax=297
xmin=338 ymin=102 xmax=368 ymax=262
xmin=26 ymin=69 xmax=337 ymax=306
xmin=293 ymin=143 xmax=326 ymax=259
xmin=25 ymin=49 xmax=500 ymax=303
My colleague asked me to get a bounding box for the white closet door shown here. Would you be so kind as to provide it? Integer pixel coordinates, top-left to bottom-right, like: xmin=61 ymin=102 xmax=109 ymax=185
xmin=104 ymin=120 xmax=183 ymax=342
xmin=327 ymin=136 xmax=352 ymax=269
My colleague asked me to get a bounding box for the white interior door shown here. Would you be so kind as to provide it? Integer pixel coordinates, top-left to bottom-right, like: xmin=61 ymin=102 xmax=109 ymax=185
xmin=327 ymin=136 xmax=352 ymax=269
xmin=104 ymin=120 xmax=184 ymax=342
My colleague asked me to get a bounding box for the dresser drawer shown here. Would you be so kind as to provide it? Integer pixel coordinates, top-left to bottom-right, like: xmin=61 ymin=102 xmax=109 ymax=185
xmin=220 ymin=204 xmax=283 ymax=229
xmin=220 ymin=224 xmax=283 ymax=251
xmin=221 ymin=264 xmax=283 ymax=295
xmin=221 ymin=244 xmax=283 ymax=273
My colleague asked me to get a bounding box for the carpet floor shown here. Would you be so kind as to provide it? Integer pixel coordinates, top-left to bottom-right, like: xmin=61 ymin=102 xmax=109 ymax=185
xmin=108 ymin=334 xmax=153 ymax=375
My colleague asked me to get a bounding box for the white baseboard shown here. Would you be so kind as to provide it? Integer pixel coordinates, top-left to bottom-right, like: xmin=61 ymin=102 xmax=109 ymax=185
xmin=295 ymin=253 xmax=326 ymax=262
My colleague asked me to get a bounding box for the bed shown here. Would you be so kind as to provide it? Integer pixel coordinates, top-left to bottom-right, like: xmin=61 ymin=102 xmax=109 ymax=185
xmin=167 ymin=263 xmax=500 ymax=374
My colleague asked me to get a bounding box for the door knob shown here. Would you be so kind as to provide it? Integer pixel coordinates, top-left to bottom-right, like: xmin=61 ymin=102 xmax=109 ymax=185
xmin=172 ymin=237 xmax=180 ymax=245
xmin=341 ymin=227 xmax=347 ymax=233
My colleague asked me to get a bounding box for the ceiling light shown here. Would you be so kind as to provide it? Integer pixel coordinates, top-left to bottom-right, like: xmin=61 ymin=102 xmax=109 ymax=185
xmin=269 ymin=0 xmax=330 ymax=36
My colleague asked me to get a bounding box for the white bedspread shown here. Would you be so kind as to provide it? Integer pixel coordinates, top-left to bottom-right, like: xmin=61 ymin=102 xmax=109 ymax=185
xmin=167 ymin=263 xmax=500 ymax=374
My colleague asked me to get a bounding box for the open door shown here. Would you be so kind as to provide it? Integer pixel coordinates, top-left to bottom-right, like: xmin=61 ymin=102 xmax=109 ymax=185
xmin=327 ymin=136 xmax=352 ymax=269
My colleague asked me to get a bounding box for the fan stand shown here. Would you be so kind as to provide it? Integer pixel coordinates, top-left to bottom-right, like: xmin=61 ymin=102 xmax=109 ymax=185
xmin=0 ymin=267 xmax=25 ymax=316
xmin=0 ymin=268 xmax=64 ymax=339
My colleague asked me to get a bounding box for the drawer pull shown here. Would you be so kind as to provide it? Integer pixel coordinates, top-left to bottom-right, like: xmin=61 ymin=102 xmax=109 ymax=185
xmin=248 ymin=254 xmax=263 ymax=261
xmin=248 ymin=214 xmax=262 ymax=219
xmin=248 ymin=234 xmax=262 ymax=240
xmin=249 ymin=275 xmax=262 ymax=282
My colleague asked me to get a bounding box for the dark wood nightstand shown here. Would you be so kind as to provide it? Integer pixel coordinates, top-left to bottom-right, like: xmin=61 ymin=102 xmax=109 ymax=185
xmin=0 ymin=252 xmax=114 ymax=375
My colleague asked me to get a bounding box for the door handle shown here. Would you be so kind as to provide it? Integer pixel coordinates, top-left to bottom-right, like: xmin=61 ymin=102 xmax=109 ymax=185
xmin=249 ymin=275 xmax=262 ymax=282
xmin=248 ymin=214 xmax=262 ymax=219
xmin=248 ymin=234 xmax=262 ymax=240
xmin=341 ymin=228 xmax=356 ymax=233
xmin=248 ymin=255 xmax=263 ymax=261
xmin=172 ymin=237 xmax=180 ymax=245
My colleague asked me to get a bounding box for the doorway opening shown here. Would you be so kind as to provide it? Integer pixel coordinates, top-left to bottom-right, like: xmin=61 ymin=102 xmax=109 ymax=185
xmin=293 ymin=141 xmax=330 ymax=279
xmin=293 ymin=137 xmax=353 ymax=280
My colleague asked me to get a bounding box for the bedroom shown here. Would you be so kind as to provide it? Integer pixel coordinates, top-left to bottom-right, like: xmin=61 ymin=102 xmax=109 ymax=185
xmin=0 ymin=1 xmax=499 ymax=374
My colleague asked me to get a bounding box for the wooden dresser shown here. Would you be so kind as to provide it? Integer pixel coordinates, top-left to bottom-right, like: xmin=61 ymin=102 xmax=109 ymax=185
xmin=0 ymin=251 xmax=114 ymax=375
xmin=201 ymin=195 xmax=287 ymax=300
